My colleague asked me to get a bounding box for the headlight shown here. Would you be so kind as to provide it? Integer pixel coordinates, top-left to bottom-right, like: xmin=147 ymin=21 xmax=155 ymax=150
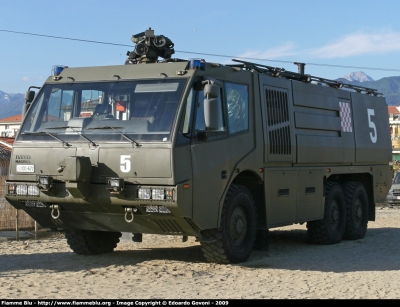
xmin=27 ymin=185 xmax=40 ymax=196
xmin=138 ymin=188 xmax=151 ymax=199
xmin=137 ymin=187 xmax=174 ymax=201
xmin=152 ymin=189 xmax=165 ymax=200
xmin=16 ymin=185 xmax=28 ymax=195
xmin=7 ymin=184 xmax=39 ymax=196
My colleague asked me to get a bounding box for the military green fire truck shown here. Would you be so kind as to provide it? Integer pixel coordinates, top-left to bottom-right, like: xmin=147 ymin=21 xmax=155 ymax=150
xmin=5 ymin=28 xmax=393 ymax=264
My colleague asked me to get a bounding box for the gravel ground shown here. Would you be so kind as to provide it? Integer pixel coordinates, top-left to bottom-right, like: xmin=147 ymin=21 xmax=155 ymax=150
xmin=0 ymin=204 xmax=399 ymax=299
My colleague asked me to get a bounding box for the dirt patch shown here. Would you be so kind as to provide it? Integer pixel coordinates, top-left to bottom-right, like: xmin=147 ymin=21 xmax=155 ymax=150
xmin=1 ymin=207 xmax=400 ymax=299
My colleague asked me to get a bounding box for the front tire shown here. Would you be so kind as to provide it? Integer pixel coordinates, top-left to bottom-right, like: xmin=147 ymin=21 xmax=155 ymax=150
xmin=307 ymin=182 xmax=346 ymax=245
xmin=200 ymin=184 xmax=257 ymax=264
xmin=342 ymin=181 xmax=369 ymax=240
xmin=65 ymin=229 xmax=122 ymax=255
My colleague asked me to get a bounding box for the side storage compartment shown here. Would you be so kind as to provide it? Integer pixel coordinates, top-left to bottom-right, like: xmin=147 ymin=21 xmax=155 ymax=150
xmin=264 ymin=168 xmax=324 ymax=228
xmin=291 ymin=81 xmax=355 ymax=164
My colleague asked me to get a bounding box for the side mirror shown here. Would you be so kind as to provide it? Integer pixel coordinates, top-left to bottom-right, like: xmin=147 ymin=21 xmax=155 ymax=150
xmin=203 ymin=83 xmax=221 ymax=131
xmin=24 ymin=90 xmax=35 ymax=103
xmin=204 ymin=84 xmax=219 ymax=98
xmin=204 ymin=98 xmax=220 ymax=130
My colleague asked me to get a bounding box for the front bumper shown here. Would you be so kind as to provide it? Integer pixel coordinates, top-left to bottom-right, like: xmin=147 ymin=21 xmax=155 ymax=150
xmin=4 ymin=180 xmax=199 ymax=236
xmin=386 ymin=195 xmax=400 ymax=204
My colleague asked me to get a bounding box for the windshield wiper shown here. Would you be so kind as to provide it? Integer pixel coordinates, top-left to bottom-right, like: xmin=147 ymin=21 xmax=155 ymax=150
xmin=86 ymin=125 xmax=141 ymax=147
xmin=23 ymin=131 xmax=72 ymax=147
xmin=46 ymin=126 xmax=98 ymax=148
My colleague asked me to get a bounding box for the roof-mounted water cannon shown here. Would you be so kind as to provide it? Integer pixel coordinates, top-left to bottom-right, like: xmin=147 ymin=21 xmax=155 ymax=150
xmin=125 ymin=28 xmax=175 ymax=64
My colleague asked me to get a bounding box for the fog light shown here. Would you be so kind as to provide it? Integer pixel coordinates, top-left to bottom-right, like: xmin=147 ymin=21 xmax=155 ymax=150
xmin=37 ymin=176 xmax=53 ymax=191
xmin=107 ymin=177 xmax=124 ymax=194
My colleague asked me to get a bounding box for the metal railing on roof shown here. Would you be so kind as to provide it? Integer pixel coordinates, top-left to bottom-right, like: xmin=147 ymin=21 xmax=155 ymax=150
xmin=229 ymin=59 xmax=382 ymax=96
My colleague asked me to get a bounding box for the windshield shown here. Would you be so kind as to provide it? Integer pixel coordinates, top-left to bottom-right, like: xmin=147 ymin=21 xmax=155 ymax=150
xmin=19 ymin=79 xmax=186 ymax=143
xmin=394 ymin=172 xmax=400 ymax=184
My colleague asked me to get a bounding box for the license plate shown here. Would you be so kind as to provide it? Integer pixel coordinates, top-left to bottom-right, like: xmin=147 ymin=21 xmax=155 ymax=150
xmin=16 ymin=165 xmax=35 ymax=173
xmin=396 ymin=196 xmax=400 ymax=200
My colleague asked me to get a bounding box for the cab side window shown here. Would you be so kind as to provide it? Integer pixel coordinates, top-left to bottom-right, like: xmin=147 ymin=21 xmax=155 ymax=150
xmin=226 ymin=83 xmax=249 ymax=134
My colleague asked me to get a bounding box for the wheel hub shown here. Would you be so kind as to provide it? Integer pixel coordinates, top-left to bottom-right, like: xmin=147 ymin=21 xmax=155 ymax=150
xmin=230 ymin=207 xmax=247 ymax=244
xmin=330 ymin=200 xmax=339 ymax=228
xmin=354 ymin=199 xmax=362 ymax=224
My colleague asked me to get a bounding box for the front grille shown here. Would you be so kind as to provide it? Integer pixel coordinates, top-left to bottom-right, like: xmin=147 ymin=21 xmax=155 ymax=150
xmin=393 ymin=189 xmax=400 ymax=196
xmin=25 ymin=201 xmax=46 ymax=208
xmin=143 ymin=205 xmax=172 ymax=214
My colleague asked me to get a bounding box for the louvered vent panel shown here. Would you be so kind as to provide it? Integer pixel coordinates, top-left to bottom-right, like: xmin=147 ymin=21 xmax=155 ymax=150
xmin=266 ymin=89 xmax=291 ymax=156
xmin=154 ymin=219 xmax=184 ymax=233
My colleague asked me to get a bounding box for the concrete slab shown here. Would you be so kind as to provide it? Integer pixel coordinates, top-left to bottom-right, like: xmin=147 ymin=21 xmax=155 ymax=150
xmin=0 ymin=230 xmax=135 ymax=242
xmin=0 ymin=230 xmax=35 ymax=241
xmin=0 ymin=230 xmax=132 ymax=242
xmin=121 ymin=232 xmax=133 ymax=242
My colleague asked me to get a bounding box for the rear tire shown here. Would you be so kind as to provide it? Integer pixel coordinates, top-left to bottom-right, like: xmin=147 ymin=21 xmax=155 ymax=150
xmin=65 ymin=229 xmax=122 ymax=255
xmin=307 ymin=182 xmax=346 ymax=245
xmin=200 ymin=184 xmax=257 ymax=264
xmin=342 ymin=181 xmax=369 ymax=240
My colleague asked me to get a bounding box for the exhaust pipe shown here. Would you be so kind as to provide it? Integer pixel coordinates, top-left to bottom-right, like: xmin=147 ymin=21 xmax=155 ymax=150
xmin=294 ymin=62 xmax=305 ymax=75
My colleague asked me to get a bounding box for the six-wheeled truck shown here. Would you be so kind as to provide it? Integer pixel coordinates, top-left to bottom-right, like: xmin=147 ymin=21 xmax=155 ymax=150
xmin=5 ymin=28 xmax=393 ymax=263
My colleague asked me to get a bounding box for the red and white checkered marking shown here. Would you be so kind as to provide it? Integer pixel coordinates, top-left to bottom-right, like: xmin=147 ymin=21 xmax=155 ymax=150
xmin=339 ymin=101 xmax=352 ymax=132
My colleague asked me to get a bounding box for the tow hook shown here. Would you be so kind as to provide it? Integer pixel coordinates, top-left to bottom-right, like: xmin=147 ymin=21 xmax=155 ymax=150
xmin=50 ymin=205 xmax=60 ymax=220
xmin=124 ymin=207 xmax=137 ymax=223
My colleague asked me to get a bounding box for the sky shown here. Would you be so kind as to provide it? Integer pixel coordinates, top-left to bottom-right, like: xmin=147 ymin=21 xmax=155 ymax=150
xmin=1 ymin=0 xmax=400 ymax=94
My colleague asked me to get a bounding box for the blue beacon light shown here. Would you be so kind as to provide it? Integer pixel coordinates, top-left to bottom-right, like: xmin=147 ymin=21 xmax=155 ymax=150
xmin=52 ymin=65 xmax=67 ymax=76
xmin=189 ymin=59 xmax=205 ymax=70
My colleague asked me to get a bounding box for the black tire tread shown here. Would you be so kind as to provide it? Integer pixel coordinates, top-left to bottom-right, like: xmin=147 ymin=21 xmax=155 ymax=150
xmin=307 ymin=181 xmax=346 ymax=245
xmin=342 ymin=181 xmax=368 ymax=240
xmin=200 ymin=184 xmax=257 ymax=264
xmin=65 ymin=229 xmax=121 ymax=255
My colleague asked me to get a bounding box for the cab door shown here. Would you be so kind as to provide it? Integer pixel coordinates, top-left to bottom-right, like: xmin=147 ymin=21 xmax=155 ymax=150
xmin=190 ymin=80 xmax=254 ymax=230
xmin=190 ymin=83 xmax=230 ymax=229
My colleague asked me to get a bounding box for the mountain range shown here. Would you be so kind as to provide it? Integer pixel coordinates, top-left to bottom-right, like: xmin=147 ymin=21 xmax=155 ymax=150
xmin=336 ymin=71 xmax=400 ymax=106
xmin=1 ymin=72 xmax=400 ymax=120
xmin=342 ymin=71 xmax=374 ymax=83
xmin=0 ymin=91 xmax=25 ymax=119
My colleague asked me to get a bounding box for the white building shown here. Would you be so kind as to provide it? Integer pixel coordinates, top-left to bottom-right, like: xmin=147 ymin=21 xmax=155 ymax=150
xmin=0 ymin=114 xmax=22 ymax=137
